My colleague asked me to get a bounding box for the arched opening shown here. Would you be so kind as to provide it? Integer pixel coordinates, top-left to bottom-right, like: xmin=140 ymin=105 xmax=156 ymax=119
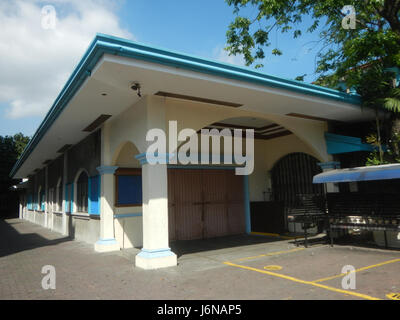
xmin=76 ymin=171 xmax=89 ymax=213
xmin=271 ymin=152 xmax=324 ymax=207
xmin=111 ymin=141 xmax=143 ymax=249
xmin=112 ymin=141 xmax=142 ymax=208
xmin=112 ymin=141 xmax=140 ymax=168
xmin=168 ymin=115 xmax=326 ymax=239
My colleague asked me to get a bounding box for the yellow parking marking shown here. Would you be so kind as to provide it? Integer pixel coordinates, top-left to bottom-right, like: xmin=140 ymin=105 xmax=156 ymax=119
xmin=224 ymin=261 xmax=381 ymax=300
xmin=386 ymin=293 xmax=400 ymax=300
xmin=251 ymin=232 xmax=297 ymax=239
xmin=264 ymin=265 xmax=283 ymax=271
xmin=312 ymin=258 xmax=400 ymax=283
xmin=235 ymin=247 xmax=305 ymax=262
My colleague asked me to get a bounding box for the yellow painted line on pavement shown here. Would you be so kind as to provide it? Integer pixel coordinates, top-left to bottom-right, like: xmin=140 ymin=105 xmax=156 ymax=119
xmin=235 ymin=247 xmax=305 ymax=262
xmin=224 ymin=261 xmax=381 ymax=300
xmin=386 ymin=293 xmax=400 ymax=300
xmin=264 ymin=265 xmax=283 ymax=271
xmin=312 ymin=258 xmax=400 ymax=283
xmin=251 ymin=231 xmax=297 ymax=240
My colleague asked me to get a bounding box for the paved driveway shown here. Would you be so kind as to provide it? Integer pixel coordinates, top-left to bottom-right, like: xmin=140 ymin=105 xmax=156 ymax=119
xmin=1 ymin=218 xmax=399 ymax=300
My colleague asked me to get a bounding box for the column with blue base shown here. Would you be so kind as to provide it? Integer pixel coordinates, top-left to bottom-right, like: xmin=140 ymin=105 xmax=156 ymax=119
xmin=94 ymin=165 xmax=120 ymax=253
xmin=135 ymin=153 xmax=177 ymax=270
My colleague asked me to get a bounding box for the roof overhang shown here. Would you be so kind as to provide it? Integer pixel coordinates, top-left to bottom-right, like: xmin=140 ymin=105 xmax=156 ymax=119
xmin=11 ymin=34 xmax=373 ymax=179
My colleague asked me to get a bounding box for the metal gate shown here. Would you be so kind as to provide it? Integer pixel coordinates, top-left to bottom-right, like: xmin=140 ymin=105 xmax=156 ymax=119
xmin=168 ymin=168 xmax=245 ymax=240
xmin=271 ymin=152 xmax=324 ymax=207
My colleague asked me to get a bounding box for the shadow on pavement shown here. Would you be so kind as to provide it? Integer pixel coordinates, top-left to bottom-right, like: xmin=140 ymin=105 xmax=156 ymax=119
xmin=0 ymin=218 xmax=71 ymax=258
xmin=170 ymin=234 xmax=284 ymax=258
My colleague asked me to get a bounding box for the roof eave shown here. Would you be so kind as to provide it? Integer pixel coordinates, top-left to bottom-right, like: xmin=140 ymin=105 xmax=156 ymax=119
xmin=10 ymin=33 xmax=362 ymax=178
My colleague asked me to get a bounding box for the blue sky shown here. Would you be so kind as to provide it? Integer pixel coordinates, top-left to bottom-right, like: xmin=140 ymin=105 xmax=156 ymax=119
xmin=0 ymin=0 xmax=325 ymax=137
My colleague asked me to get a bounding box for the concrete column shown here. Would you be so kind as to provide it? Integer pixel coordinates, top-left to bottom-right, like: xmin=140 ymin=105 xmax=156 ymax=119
xmin=318 ymin=161 xmax=341 ymax=193
xmin=135 ymin=154 xmax=177 ymax=269
xmin=62 ymin=152 xmax=68 ymax=235
xmin=94 ymin=166 xmax=120 ymax=252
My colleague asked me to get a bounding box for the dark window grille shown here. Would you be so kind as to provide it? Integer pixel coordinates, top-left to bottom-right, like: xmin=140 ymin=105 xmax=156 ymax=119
xmin=271 ymin=152 xmax=324 ymax=208
xmin=77 ymin=172 xmax=88 ymax=213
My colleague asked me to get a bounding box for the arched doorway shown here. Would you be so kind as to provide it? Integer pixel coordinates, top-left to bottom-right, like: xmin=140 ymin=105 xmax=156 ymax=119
xmin=271 ymin=152 xmax=324 ymax=208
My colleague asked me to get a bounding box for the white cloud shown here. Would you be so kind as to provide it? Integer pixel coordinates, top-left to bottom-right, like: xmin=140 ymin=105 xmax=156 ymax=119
xmin=0 ymin=0 xmax=134 ymax=119
xmin=212 ymin=46 xmax=245 ymax=67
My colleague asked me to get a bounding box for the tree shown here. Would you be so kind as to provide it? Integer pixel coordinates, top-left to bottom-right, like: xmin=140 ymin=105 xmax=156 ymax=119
xmin=0 ymin=133 xmax=30 ymax=194
xmin=225 ymin=0 xmax=400 ymax=82
xmin=225 ymin=0 xmax=400 ymax=166
xmin=13 ymin=133 xmax=30 ymax=158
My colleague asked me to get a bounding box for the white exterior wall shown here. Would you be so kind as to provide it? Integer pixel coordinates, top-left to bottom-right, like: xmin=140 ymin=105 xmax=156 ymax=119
xmin=103 ymin=95 xmax=331 ymax=258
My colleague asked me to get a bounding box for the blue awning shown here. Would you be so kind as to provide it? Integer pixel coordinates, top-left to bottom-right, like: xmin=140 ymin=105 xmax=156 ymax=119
xmin=313 ymin=164 xmax=400 ymax=183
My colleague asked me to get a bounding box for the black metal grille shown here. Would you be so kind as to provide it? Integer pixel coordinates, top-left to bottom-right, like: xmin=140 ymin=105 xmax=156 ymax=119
xmin=271 ymin=152 xmax=324 ymax=208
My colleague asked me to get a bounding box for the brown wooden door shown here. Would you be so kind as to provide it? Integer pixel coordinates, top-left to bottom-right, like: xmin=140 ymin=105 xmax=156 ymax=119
xmin=168 ymin=168 xmax=245 ymax=240
xmin=168 ymin=169 xmax=203 ymax=240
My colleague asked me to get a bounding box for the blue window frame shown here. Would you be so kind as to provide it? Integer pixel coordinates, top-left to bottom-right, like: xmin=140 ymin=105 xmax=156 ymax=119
xmin=88 ymin=175 xmax=100 ymax=214
xmin=27 ymin=194 xmax=33 ymax=210
xmin=115 ymin=168 xmax=142 ymax=206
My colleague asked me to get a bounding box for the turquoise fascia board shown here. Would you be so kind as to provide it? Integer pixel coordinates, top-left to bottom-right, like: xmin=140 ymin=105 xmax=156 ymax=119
xmin=325 ymin=132 xmax=375 ymax=154
xmin=10 ymin=34 xmax=361 ymax=178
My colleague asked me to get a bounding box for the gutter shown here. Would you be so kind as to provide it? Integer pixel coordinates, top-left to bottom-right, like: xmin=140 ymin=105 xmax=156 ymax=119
xmin=10 ymin=33 xmax=361 ymax=178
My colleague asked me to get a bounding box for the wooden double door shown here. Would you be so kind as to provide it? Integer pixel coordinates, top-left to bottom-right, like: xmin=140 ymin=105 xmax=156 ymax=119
xmin=168 ymin=168 xmax=245 ymax=240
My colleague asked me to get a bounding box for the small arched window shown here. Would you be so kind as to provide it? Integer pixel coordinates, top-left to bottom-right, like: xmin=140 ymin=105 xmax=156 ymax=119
xmin=76 ymin=172 xmax=89 ymax=213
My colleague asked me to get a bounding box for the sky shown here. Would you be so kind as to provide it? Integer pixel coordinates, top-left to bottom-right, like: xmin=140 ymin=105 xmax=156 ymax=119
xmin=0 ymin=0 xmax=327 ymax=137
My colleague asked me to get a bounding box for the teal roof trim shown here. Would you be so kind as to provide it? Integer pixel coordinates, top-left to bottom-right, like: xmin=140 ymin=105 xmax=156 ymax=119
xmin=325 ymin=132 xmax=386 ymax=155
xmin=10 ymin=34 xmax=361 ymax=178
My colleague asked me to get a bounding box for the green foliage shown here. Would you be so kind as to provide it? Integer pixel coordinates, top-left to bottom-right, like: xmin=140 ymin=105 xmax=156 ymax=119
xmin=0 ymin=133 xmax=30 ymax=193
xmin=225 ymin=0 xmax=400 ymax=82
xmin=224 ymin=0 xmax=400 ymax=167
xmin=13 ymin=133 xmax=30 ymax=158
xmin=295 ymin=74 xmax=307 ymax=81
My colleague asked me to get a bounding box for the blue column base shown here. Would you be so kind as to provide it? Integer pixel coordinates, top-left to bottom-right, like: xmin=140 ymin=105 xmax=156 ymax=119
xmin=135 ymin=248 xmax=177 ymax=269
xmin=94 ymin=238 xmax=120 ymax=252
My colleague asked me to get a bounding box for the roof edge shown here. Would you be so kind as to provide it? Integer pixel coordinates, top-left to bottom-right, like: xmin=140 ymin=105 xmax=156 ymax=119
xmin=10 ymin=33 xmax=361 ymax=178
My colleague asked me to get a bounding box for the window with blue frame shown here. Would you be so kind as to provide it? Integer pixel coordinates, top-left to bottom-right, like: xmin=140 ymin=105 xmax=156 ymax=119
xmin=115 ymin=168 xmax=142 ymax=206
xmin=27 ymin=194 xmax=33 ymax=210
xmin=76 ymin=172 xmax=89 ymax=213
xmin=37 ymin=188 xmax=45 ymax=211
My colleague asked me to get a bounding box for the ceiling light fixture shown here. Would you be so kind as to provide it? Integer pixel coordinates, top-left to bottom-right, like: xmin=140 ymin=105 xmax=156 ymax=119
xmin=131 ymin=82 xmax=142 ymax=97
